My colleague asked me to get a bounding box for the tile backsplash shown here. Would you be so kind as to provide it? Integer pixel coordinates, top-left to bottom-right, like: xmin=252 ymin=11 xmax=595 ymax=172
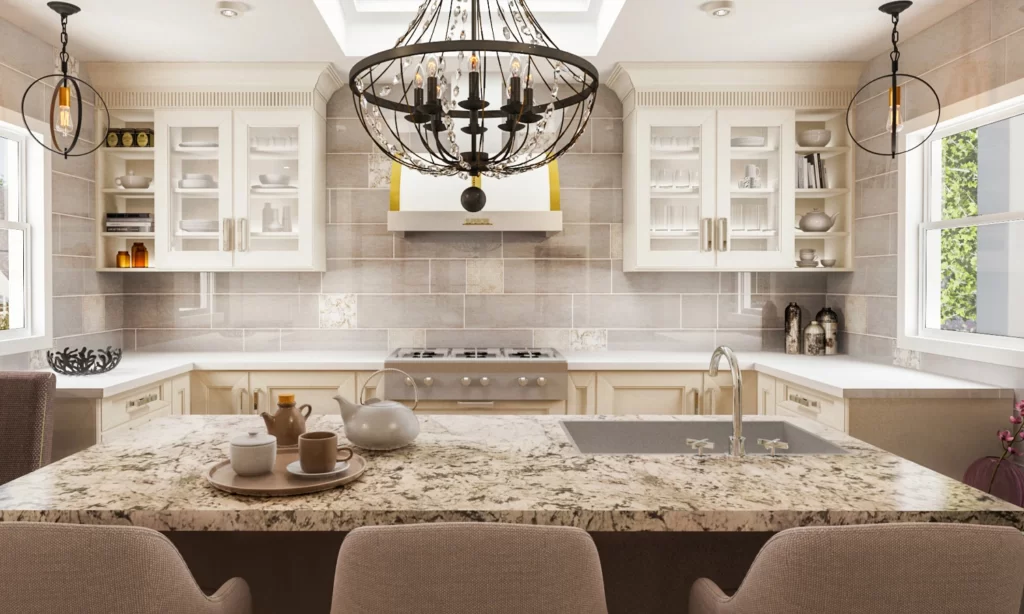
xmin=113 ymin=84 xmax=826 ymax=354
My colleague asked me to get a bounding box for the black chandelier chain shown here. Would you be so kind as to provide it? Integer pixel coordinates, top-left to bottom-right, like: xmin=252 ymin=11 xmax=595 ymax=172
xmin=59 ymin=14 xmax=70 ymax=76
xmin=889 ymin=11 xmax=901 ymax=72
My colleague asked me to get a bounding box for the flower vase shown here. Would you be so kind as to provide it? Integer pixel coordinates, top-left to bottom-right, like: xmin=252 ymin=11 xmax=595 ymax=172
xmin=963 ymin=456 xmax=1024 ymax=506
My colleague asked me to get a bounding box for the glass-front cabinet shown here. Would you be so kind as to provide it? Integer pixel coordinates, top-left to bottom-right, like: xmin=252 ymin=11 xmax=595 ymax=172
xmin=232 ymin=110 xmax=314 ymax=269
xmin=155 ymin=110 xmax=234 ymax=269
xmin=715 ymin=109 xmax=795 ymax=269
xmin=626 ymin=108 xmax=716 ymax=270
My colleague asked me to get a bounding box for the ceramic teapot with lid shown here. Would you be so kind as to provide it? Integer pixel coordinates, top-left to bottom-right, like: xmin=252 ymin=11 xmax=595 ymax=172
xmin=260 ymin=394 xmax=312 ymax=446
xmin=334 ymin=368 xmax=420 ymax=451
xmin=797 ymin=209 xmax=839 ymax=232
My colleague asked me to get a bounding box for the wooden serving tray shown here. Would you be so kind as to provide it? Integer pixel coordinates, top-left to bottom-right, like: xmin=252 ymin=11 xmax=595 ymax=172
xmin=206 ymin=449 xmax=367 ymax=497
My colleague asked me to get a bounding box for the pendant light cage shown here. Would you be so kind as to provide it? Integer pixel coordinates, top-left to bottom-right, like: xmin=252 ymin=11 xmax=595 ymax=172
xmin=21 ymin=2 xmax=110 ymax=159
xmin=846 ymin=1 xmax=940 ymax=158
xmin=348 ymin=0 xmax=600 ymax=181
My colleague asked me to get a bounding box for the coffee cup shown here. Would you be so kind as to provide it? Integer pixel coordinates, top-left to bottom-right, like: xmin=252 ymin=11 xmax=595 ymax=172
xmin=743 ymin=164 xmax=761 ymax=179
xmin=299 ymin=431 xmax=354 ymax=474
xmin=799 ymin=249 xmax=817 ymax=262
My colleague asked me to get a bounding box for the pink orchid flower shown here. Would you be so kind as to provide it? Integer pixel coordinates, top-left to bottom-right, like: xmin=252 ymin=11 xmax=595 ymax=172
xmin=1011 ymin=415 xmax=1022 ymax=425
xmin=999 ymin=430 xmax=1015 ymax=443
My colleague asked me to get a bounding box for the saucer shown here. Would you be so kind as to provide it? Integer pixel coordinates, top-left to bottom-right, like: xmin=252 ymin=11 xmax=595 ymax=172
xmin=286 ymin=460 xmax=349 ymax=479
xmin=796 ymin=260 xmax=820 ymax=268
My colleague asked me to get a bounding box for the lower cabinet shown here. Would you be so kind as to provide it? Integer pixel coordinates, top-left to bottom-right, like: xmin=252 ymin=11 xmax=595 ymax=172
xmin=171 ymin=374 xmax=190 ymax=416
xmin=594 ymin=372 xmax=703 ymax=415
xmin=190 ymin=371 xmax=250 ymax=415
xmin=702 ymin=371 xmax=759 ymax=416
xmin=248 ymin=371 xmax=356 ymax=416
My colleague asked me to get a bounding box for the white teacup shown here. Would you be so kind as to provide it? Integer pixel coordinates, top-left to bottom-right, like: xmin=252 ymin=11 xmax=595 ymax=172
xmin=799 ymin=249 xmax=817 ymax=262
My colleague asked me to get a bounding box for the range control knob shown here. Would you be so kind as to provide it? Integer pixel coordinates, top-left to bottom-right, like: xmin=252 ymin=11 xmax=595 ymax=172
xmin=517 ymin=376 xmax=529 ymax=387
xmin=422 ymin=376 xmax=434 ymax=387
xmin=461 ymin=376 xmax=473 ymax=387
xmin=479 ymin=376 xmax=491 ymax=387
xmin=405 ymin=377 xmax=414 ymax=387
xmin=536 ymin=377 xmax=547 ymax=387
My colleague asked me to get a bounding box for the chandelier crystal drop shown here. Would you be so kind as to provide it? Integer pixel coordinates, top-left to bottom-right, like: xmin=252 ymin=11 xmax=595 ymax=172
xmin=349 ymin=0 xmax=599 ymax=211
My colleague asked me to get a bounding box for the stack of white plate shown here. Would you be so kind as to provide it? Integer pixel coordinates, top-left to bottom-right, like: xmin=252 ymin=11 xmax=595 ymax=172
xmin=731 ymin=136 xmax=766 ymax=147
xmin=179 ymin=220 xmax=220 ymax=233
xmin=179 ymin=173 xmax=217 ymax=189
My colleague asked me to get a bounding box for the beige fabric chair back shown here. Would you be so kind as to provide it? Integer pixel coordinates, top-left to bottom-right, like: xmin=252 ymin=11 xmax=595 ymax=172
xmin=689 ymin=522 xmax=1024 ymax=614
xmin=330 ymin=523 xmax=608 ymax=614
xmin=0 ymin=371 xmax=56 ymax=485
xmin=0 ymin=523 xmax=252 ymax=614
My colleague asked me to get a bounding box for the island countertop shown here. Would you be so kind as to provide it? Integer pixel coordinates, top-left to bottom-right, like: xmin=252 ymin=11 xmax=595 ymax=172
xmin=0 ymin=415 xmax=1019 ymax=532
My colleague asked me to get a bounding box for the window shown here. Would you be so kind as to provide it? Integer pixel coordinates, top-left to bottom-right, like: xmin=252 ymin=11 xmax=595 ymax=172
xmin=0 ymin=108 xmax=50 ymax=357
xmin=900 ymin=86 xmax=1024 ymax=368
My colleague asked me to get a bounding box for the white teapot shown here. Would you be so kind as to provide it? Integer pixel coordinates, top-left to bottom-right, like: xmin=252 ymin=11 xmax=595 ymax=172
xmin=333 ymin=369 xmax=420 ymax=451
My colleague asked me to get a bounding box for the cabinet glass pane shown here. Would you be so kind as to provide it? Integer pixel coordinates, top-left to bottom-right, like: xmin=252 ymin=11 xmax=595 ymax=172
xmin=728 ymin=125 xmax=781 ymax=252
xmin=649 ymin=125 xmax=703 ymax=253
xmin=245 ymin=125 xmax=300 ymax=255
xmin=169 ymin=125 xmax=223 ymax=253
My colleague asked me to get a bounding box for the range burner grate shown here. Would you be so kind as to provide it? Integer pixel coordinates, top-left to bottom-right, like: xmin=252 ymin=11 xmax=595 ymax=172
xmin=407 ymin=350 xmax=445 ymax=358
xmin=508 ymin=350 xmax=543 ymax=358
xmin=455 ymin=350 xmax=495 ymax=359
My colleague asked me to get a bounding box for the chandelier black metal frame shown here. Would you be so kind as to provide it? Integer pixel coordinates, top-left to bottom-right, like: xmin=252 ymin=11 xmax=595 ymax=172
xmin=348 ymin=0 xmax=599 ymax=211
xmin=21 ymin=2 xmax=109 ymax=159
xmin=846 ymin=1 xmax=940 ymax=159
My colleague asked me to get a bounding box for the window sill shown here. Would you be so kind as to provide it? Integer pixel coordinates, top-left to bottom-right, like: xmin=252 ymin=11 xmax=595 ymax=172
xmin=0 ymin=333 xmax=53 ymax=358
xmin=899 ymin=333 xmax=1024 ymax=370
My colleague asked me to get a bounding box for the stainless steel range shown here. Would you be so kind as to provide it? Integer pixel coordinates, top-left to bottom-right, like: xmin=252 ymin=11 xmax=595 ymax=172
xmin=384 ymin=348 xmax=568 ymax=402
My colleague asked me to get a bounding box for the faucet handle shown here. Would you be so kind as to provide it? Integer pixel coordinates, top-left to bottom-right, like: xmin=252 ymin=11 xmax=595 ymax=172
xmin=757 ymin=438 xmax=790 ymax=457
xmin=686 ymin=438 xmax=715 ymax=457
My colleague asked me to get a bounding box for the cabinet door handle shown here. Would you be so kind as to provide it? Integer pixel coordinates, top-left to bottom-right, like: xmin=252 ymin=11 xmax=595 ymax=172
xmin=689 ymin=389 xmax=699 ymax=415
xmin=239 ymin=389 xmax=250 ymax=414
xmin=700 ymin=218 xmax=713 ymax=252
xmin=236 ymin=218 xmax=249 ymax=252
xmin=717 ymin=218 xmax=729 ymax=252
xmin=253 ymin=388 xmax=263 ymax=411
xmin=222 ymin=218 xmax=233 ymax=251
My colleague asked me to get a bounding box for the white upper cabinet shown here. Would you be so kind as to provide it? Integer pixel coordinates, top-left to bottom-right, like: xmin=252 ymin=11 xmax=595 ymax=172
xmin=610 ymin=63 xmax=859 ymax=272
xmin=715 ymin=109 xmax=796 ymax=270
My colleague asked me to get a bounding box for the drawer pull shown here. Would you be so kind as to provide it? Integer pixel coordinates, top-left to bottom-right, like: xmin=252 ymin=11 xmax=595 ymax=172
xmin=788 ymin=392 xmax=821 ymax=413
xmin=126 ymin=392 xmax=160 ymax=413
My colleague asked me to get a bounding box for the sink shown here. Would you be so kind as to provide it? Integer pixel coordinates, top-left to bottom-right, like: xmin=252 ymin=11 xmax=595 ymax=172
xmin=561 ymin=420 xmax=849 ymax=455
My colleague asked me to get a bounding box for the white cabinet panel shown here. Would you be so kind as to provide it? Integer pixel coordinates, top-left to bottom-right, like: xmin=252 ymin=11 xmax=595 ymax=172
xmin=190 ymin=371 xmax=250 ymax=415
xmin=595 ymin=372 xmax=703 ymax=415
xmin=248 ymin=371 xmax=356 ymax=416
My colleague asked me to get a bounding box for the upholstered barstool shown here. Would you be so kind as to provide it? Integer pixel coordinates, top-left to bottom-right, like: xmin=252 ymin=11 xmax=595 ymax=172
xmin=330 ymin=523 xmax=609 ymax=614
xmin=0 ymin=371 xmax=56 ymax=485
xmin=689 ymin=523 xmax=1024 ymax=614
xmin=0 ymin=523 xmax=252 ymax=614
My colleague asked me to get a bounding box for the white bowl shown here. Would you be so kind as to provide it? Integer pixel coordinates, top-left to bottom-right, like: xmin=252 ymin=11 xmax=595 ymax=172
xmin=259 ymin=174 xmax=291 ymax=186
xmin=798 ymin=129 xmax=832 ymax=148
xmin=820 ymin=259 xmax=837 ymax=268
xmin=183 ymin=173 xmax=212 ymax=181
xmin=179 ymin=178 xmax=216 ymax=189
xmin=115 ymin=175 xmax=152 ymax=189
xmin=799 ymin=249 xmax=817 ymax=261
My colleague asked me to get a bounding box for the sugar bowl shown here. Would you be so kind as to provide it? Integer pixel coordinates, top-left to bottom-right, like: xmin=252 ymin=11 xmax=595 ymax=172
xmin=229 ymin=431 xmax=277 ymax=477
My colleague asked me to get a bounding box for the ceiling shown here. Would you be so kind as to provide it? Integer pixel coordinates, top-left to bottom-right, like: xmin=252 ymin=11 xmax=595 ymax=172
xmin=0 ymin=0 xmax=977 ymax=79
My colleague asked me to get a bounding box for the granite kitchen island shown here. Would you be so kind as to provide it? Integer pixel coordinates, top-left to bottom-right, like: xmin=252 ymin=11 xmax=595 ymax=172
xmin=1 ymin=414 xmax=1019 ymax=613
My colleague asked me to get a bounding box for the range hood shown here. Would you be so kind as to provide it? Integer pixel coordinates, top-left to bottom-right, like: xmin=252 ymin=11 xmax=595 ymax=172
xmin=386 ymin=161 xmax=563 ymax=235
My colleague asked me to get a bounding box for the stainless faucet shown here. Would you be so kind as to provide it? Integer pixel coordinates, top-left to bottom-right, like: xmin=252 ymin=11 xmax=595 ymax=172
xmin=709 ymin=346 xmax=744 ymax=457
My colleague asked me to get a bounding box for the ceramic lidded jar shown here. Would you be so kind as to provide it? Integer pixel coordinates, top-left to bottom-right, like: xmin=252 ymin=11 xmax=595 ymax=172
xmin=803 ymin=321 xmax=826 ymax=357
xmin=229 ymin=430 xmax=276 ymax=477
xmin=815 ymin=306 xmax=839 ymax=355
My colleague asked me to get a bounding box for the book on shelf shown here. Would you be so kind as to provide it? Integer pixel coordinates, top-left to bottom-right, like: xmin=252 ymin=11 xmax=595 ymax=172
xmin=105 ymin=227 xmax=153 ymax=233
xmin=796 ymin=153 xmax=829 ymax=190
xmin=105 ymin=212 xmax=152 ymax=219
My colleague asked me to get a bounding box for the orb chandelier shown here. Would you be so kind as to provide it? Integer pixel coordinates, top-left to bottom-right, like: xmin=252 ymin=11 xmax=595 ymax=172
xmin=846 ymin=1 xmax=939 ymax=158
xmin=21 ymin=2 xmax=109 ymax=159
xmin=349 ymin=0 xmax=599 ymax=212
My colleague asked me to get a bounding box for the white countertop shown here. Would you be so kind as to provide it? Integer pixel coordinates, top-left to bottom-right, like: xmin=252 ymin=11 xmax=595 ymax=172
xmin=50 ymin=350 xmax=1012 ymax=400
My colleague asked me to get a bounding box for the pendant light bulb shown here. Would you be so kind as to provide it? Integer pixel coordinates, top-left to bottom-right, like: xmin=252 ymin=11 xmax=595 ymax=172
xmin=510 ymin=55 xmax=522 ymax=77
xmin=57 ymin=84 xmax=74 ymax=138
xmin=426 ymin=55 xmax=438 ymax=78
xmin=886 ymin=86 xmax=904 ymax=133
xmin=414 ymin=64 xmax=424 ymax=89
xmin=469 ymin=54 xmax=479 ymax=73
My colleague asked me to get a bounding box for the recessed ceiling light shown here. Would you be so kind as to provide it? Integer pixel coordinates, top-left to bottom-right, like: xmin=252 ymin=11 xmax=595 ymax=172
xmin=216 ymin=1 xmax=250 ymax=18
xmin=700 ymin=0 xmax=735 ymax=17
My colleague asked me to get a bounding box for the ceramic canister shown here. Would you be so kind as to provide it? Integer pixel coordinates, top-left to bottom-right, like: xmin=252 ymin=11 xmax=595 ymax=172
xmin=816 ymin=306 xmax=839 ymax=355
xmin=229 ymin=431 xmax=277 ymax=477
xmin=803 ymin=320 xmax=826 ymax=357
xmin=785 ymin=302 xmax=802 ymax=355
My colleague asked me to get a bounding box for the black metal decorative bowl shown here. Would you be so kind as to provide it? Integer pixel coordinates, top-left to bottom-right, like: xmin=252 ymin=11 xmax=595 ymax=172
xmin=46 ymin=346 xmax=122 ymax=376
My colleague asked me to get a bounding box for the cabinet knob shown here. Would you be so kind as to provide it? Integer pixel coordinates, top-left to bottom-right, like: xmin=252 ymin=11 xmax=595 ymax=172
xmin=422 ymin=376 xmax=434 ymax=387
xmin=405 ymin=377 xmax=414 ymax=387
xmin=536 ymin=377 xmax=547 ymax=387
xmin=461 ymin=376 xmax=473 ymax=387
xmin=479 ymin=376 xmax=491 ymax=387
xmin=517 ymin=376 xmax=528 ymax=387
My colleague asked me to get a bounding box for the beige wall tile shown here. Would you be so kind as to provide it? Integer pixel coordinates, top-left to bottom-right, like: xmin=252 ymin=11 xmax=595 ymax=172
xmin=573 ymin=294 xmax=683 ymax=329
xmin=907 ymin=40 xmax=1006 ymax=119
xmin=466 ymin=259 xmax=503 ymax=294
xmin=854 ymin=215 xmax=894 ymax=257
xmin=832 ymin=294 xmax=898 ymax=338
xmin=243 ymin=331 xmax=281 ymax=352
xmin=591 ymin=119 xmax=623 ymax=153
xmin=82 ymin=295 xmax=122 ymax=334
xmin=395 ymin=232 xmax=502 ymax=259
xmin=560 ymin=189 xmax=623 ymax=223
xmin=327 ymin=86 xmax=357 ymax=118
xmin=827 ymin=255 xmax=898 ymax=297
xmin=134 ymin=329 xmax=245 ymax=352
xmin=855 ymin=133 xmax=899 ymax=178
xmin=326 ymin=224 xmax=393 ymax=258
xmin=54 ymin=256 xmax=122 ymax=296
xmin=124 ymin=294 xmax=211 ymax=329
xmin=465 ymin=295 xmax=572 ymax=329
xmin=213 ymin=272 xmax=321 ymax=294
xmin=425 ymin=329 xmax=533 ymax=347
xmin=532 ymin=328 xmax=571 ymax=351
xmin=612 ymin=266 xmax=719 ymax=294
xmin=56 ymin=214 xmax=95 ymax=257
xmin=388 ymin=328 xmax=425 ymax=350
xmin=503 ymin=224 xmax=610 ymax=258
xmin=319 ymin=293 xmax=357 ymax=329
xmin=0 ymin=65 xmax=41 ymax=122
xmin=330 ymin=189 xmax=389 ymax=224
xmin=0 ymin=18 xmax=57 ymax=79
xmin=327 ymin=118 xmax=375 ymax=153
xmin=429 ymin=259 xmax=467 ymax=293
xmin=899 ymin=0 xmax=993 ymax=85
xmin=52 ymin=173 xmax=93 ymax=218
xmin=123 ymin=272 xmax=203 ymax=294
xmin=53 ymin=296 xmax=83 ymax=338
xmin=607 ymin=329 xmax=717 ymax=352
xmin=592 ymin=86 xmax=623 ymax=118
xmin=839 ymin=331 xmax=895 ymax=364
xmin=992 ymin=0 xmax=1024 ymax=40
xmin=323 ymin=260 xmax=429 ymax=294
xmin=715 ymin=329 xmax=785 ymax=352
xmin=280 ymin=329 xmax=388 ymax=351
xmin=1004 ymin=28 xmax=1024 ymax=82
xmin=753 ymin=272 xmax=827 ymax=295
xmin=358 ymin=294 xmax=464 ymax=328
xmin=504 ymin=259 xmax=611 ymax=294
xmin=559 ymin=153 xmax=623 ymax=189
xmin=327 ymin=154 xmax=370 ymax=188
xmin=718 ymin=294 xmax=825 ymax=330
xmin=213 ymin=294 xmax=319 ymax=329
xmin=856 ymin=172 xmax=898 ymax=218
xmin=51 ymin=151 xmax=95 ymax=182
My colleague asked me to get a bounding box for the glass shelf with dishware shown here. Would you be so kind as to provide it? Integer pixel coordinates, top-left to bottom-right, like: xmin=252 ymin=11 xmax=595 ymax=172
xmin=242 ymin=124 xmax=303 ymax=254
xmin=98 ymin=109 xmax=158 ymax=270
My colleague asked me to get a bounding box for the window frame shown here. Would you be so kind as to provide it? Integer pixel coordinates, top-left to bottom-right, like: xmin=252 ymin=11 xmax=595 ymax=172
xmin=0 ymin=107 xmax=51 ymax=357
xmin=898 ymin=79 xmax=1024 ymax=369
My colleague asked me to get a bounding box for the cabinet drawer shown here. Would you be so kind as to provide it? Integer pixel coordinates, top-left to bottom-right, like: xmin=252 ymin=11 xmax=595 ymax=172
xmin=101 ymin=404 xmax=173 ymax=444
xmin=101 ymin=380 xmax=172 ymax=432
xmin=775 ymin=380 xmax=845 ymax=432
xmin=413 ymin=400 xmax=566 ymax=415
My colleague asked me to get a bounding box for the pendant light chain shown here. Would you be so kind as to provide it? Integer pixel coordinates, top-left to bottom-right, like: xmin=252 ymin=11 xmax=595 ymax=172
xmin=889 ymin=12 xmax=901 ymax=73
xmin=58 ymin=14 xmax=70 ymax=80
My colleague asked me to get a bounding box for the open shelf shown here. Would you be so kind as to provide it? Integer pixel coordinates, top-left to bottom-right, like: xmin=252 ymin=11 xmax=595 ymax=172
xmin=796 ymin=188 xmax=849 ymax=198
xmin=789 ymin=266 xmax=851 ymax=272
xmin=174 ymin=188 xmax=219 ymax=196
xmin=251 ymin=231 xmax=299 ymax=238
xmin=97 ymin=267 xmax=158 ymax=273
xmin=101 ymin=231 xmax=155 ymax=239
xmin=250 ymin=188 xmax=299 ymax=197
xmin=795 ymin=230 xmax=849 ymax=239
xmin=730 ymin=230 xmax=778 ymax=238
xmin=103 ymin=148 xmax=154 ymax=160
xmin=174 ymin=231 xmax=219 ymax=238
xmin=730 ymin=147 xmax=777 ymax=159
xmin=650 ymin=188 xmax=700 ymax=199
xmin=102 ymin=188 xmax=154 ymax=197
xmin=730 ymin=189 xmax=776 ymax=198
xmin=795 ymin=146 xmax=849 ymax=159
xmin=649 ymin=230 xmax=699 ymax=239
xmin=249 ymin=150 xmax=299 ymax=160
xmin=651 ymin=150 xmax=699 ymax=161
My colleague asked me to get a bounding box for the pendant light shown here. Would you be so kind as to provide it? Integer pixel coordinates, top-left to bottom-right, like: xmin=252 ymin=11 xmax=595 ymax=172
xmin=21 ymin=2 xmax=110 ymax=159
xmin=349 ymin=0 xmax=599 ymax=212
xmin=846 ymin=1 xmax=940 ymax=158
